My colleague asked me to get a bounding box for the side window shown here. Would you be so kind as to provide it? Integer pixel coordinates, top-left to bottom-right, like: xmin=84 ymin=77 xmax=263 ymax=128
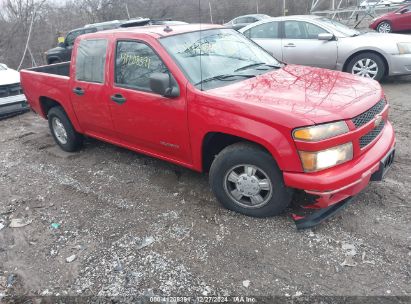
xmin=304 ymin=22 xmax=328 ymax=39
xmin=115 ymin=41 xmax=168 ymax=92
xmin=245 ymin=17 xmax=257 ymax=23
xmin=66 ymin=30 xmax=83 ymax=46
xmin=284 ymin=21 xmax=304 ymax=39
xmin=235 ymin=17 xmax=248 ymax=24
xmin=284 ymin=21 xmax=327 ymax=39
xmin=248 ymin=22 xmax=279 ymax=39
xmin=84 ymin=28 xmax=97 ymax=34
xmin=75 ymin=39 xmax=107 ymax=83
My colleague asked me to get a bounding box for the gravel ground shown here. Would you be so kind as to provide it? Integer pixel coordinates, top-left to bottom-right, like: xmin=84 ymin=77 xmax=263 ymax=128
xmin=0 ymin=76 xmax=410 ymax=301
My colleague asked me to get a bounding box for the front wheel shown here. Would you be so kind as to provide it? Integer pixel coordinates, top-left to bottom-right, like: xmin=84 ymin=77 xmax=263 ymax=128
xmin=346 ymin=52 xmax=386 ymax=81
xmin=209 ymin=143 xmax=293 ymax=218
xmin=377 ymin=21 xmax=392 ymax=33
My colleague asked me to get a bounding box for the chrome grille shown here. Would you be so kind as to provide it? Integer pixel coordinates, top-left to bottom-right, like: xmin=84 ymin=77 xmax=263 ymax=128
xmin=359 ymin=121 xmax=385 ymax=149
xmin=0 ymin=83 xmax=23 ymax=98
xmin=352 ymin=99 xmax=386 ymax=128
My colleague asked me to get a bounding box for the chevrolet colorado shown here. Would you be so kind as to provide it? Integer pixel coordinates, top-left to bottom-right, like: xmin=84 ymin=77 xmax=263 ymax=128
xmin=20 ymin=25 xmax=396 ymax=228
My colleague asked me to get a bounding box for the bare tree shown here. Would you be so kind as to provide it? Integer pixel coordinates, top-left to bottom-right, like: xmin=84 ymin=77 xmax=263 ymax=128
xmin=0 ymin=0 xmax=310 ymax=69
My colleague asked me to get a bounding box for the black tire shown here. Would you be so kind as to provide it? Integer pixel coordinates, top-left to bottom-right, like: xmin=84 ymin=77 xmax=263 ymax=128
xmin=209 ymin=142 xmax=293 ymax=218
xmin=376 ymin=21 xmax=392 ymax=33
xmin=346 ymin=52 xmax=386 ymax=82
xmin=47 ymin=106 xmax=83 ymax=152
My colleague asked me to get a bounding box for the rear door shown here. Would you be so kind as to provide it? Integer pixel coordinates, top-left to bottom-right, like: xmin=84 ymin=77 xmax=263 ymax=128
xmin=281 ymin=20 xmax=338 ymax=69
xmin=107 ymin=39 xmax=192 ymax=164
xmin=70 ymin=38 xmax=116 ymax=138
xmin=243 ymin=21 xmax=282 ymax=61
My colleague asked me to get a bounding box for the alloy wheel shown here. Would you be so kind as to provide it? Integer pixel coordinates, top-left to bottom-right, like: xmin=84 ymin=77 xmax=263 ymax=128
xmin=377 ymin=22 xmax=391 ymax=33
xmin=52 ymin=117 xmax=68 ymax=144
xmin=224 ymin=164 xmax=273 ymax=209
xmin=351 ymin=58 xmax=379 ymax=79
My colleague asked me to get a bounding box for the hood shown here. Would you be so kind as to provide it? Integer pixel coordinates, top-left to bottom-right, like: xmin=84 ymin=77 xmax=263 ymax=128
xmin=0 ymin=67 xmax=20 ymax=86
xmin=341 ymin=32 xmax=411 ymax=55
xmin=208 ymin=65 xmax=382 ymax=125
xmin=356 ymin=31 xmax=411 ymax=43
xmin=46 ymin=46 xmax=65 ymax=54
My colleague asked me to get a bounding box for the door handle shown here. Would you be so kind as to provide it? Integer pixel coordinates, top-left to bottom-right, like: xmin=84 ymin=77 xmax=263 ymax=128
xmin=284 ymin=43 xmax=296 ymax=48
xmin=111 ymin=94 xmax=126 ymax=105
xmin=73 ymin=87 xmax=85 ymax=96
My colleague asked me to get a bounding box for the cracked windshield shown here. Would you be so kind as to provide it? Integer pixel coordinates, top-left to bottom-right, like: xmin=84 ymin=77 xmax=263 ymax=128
xmin=160 ymin=28 xmax=281 ymax=89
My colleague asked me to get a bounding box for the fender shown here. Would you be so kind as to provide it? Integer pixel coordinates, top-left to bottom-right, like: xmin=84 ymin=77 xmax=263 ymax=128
xmin=188 ymin=103 xmax=303 ymax=173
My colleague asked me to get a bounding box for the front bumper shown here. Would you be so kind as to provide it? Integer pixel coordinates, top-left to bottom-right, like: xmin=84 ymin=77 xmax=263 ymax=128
xmin=388 ymin=54 xmax=411 ymax=76
xmin=0 ymin=94 xmax=29 ymax=118
xmin=284 ymin=121 xmax=396 ymax=209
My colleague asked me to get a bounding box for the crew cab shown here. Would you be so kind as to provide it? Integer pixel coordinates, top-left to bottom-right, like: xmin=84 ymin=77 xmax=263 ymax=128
xmin=20 ymin=25 xmax=396 ymax=228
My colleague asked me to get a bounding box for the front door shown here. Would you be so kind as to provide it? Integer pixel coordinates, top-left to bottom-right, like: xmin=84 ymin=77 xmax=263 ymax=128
xmin=108 ymin=39 xmax=192 ymax=164
xmin=70 ymin=38 xmax=116 ymax=139
xmin=281 ymin=20 xmax=338 ymax=70
xmin=393 ymin=5 xmax=411 ymax=31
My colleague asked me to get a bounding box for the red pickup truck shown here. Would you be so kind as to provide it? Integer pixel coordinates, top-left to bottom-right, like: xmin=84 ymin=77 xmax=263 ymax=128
xmin=20 ymin=24 xmax=395 ymax=228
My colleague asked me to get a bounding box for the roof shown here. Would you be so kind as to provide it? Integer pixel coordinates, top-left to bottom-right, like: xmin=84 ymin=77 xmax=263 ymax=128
xmin=237 ymin=14 xmax=270 ymax=18
xmin=266 ymin=15 xmax=322 ymax=21
xmin=238 ymin=15 xmax=325 ymax=32
xmin=97 ymin=24 xmax=223 ymax=39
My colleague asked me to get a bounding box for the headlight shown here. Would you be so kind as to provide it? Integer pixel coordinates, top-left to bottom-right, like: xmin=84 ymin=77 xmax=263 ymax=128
xmin=397 ymin=42 xmax=411 ymax=55
xmin=298 ymin=142 xmax=353 ymax=172
xmin=293 ymin=121 xmax=349 ymax=142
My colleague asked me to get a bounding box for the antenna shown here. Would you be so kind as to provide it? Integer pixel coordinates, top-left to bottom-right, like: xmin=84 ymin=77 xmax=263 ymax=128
xmin=199 ymin=0 xmax=203 ymax=91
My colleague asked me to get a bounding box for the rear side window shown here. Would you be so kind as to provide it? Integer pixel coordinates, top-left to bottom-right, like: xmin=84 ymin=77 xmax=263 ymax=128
xmin=247 ymin=22 xmax=279 ymax=39
xmin=115 ymin=41 xmax=168 ymax=92
xmin=76 ymin=39 xmax=107 ymax=83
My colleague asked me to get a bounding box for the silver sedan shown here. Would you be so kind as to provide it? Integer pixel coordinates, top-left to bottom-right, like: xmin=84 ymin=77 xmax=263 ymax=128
xmin=239 ymin=15 xmax=411 ymax=81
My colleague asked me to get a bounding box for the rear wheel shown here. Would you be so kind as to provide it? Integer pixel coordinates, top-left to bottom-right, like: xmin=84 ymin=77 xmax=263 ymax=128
xmin=377 ymin=21 xmax=392 ymax=33
xmin=48 ymin=106 xmax=83 ymax=152
xmin=346 ymin=52 xmax=386 ymax=81
xmin=209 ymin=143 xmax=293 ymax=217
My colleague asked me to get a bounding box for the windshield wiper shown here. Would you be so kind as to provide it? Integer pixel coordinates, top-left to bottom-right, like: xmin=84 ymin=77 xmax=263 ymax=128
xmin=235 ymin=62 xmax=280 ymax=72
xmin=195 ymin=74 xmax=255 ymax=86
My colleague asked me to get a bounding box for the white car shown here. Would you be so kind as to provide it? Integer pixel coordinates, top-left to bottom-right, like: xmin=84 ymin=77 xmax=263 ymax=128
xmin=0 ymin=63 xmax=29 ymax=118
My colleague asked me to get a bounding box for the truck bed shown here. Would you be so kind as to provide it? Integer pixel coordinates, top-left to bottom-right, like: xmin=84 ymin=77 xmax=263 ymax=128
xmin=28 ymin=62 xmax=70 ymax=77
xmin=20 ymin=62 xmax=72 ymax=119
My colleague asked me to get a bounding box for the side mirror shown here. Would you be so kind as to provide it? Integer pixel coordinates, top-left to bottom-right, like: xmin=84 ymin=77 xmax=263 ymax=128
xmin=318 ymin=33 xmax=334 ymax=41
xmin=149 ymin=72 xmax=179 ymax=98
